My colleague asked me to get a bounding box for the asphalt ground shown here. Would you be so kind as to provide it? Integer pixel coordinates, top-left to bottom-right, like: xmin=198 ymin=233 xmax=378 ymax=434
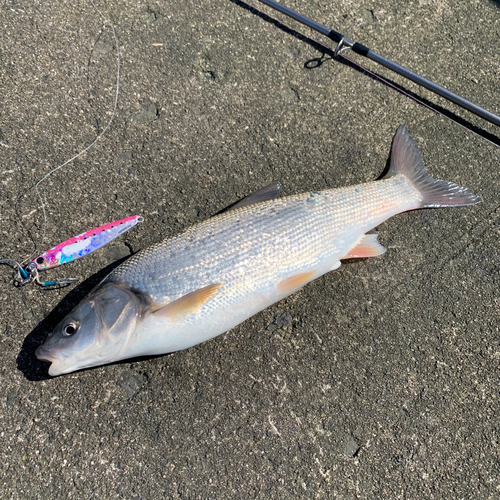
xmin=1 ymin=0 xmax=499 ymax=498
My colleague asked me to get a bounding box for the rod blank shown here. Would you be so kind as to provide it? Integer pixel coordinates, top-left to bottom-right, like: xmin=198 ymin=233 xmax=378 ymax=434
xmin=257 ymin=0 xmax=500 ymax=128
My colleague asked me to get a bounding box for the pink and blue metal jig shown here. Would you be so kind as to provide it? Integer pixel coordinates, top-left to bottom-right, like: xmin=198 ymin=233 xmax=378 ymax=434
xmin=1 ymin=215 xmax=142 ymax=287
xmin=32 ymin=215 xmax=143 ymax=271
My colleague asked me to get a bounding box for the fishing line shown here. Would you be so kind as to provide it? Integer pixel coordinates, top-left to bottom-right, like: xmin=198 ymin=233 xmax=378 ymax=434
xmin=1 ymin=0 xmax=120 ymax=286
xmin=256 ymin=0 xmax=500 ymax=129
xmin=29 ymin=0 xmax=121 ymax=262
xmin=237 ymin=0 xmax=500 ymax=148
xmin=338 ymin=54 xmax=500 ymax=150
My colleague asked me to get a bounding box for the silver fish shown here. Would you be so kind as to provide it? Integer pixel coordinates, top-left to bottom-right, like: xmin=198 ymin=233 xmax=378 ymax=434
xmin=36 ymin=125 xmax=480 ymax=376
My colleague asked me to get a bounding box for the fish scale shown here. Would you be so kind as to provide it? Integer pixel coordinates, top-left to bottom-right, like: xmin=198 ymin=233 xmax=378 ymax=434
xmin=35 ymin=125 xmax=481 ymax=376
xmin=106 ymin=176 xmax=419 ymax=310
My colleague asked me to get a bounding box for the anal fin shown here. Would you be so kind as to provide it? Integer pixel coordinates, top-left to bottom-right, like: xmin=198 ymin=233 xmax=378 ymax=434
xmin=153 ymin=283 xmax=222 ymax=320
xmin=343 ymin=234 xmax=386 ymax=259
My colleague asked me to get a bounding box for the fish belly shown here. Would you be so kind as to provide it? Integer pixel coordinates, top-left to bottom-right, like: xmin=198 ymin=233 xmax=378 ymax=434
xmin=128 ymin=288 xmax=276 ymax=357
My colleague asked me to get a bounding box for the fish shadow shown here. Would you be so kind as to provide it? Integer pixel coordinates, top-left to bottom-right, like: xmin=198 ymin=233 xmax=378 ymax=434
xmin=17 ymin=257 xmax=131 ymax=381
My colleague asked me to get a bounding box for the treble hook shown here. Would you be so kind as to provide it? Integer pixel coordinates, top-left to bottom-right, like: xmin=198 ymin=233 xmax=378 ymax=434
xmin=0 ymin=258 xmax=34 ymax=285
xmin=0 ymin=258 xmax=78 ymax=288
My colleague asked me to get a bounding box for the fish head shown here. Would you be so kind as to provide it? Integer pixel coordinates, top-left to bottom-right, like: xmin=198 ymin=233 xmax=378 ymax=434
xmin=36 ymin=283 xmax=142 ymax=376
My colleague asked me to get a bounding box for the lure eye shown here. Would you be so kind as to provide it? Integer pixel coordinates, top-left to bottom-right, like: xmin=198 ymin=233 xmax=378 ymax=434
xmin=63 ymin=322 xmax=78 ymax=337
xmin=36 ymin=256 xmax=45 ymax=265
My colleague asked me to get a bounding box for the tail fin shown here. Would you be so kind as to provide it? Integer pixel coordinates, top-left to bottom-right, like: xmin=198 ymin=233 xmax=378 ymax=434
xmin=387 ymin=125 xmax=481 ymax=208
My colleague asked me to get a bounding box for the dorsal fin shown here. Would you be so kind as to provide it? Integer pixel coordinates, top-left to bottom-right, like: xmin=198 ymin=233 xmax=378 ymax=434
xmin=227 ymin=183 xmax=282 ymax=211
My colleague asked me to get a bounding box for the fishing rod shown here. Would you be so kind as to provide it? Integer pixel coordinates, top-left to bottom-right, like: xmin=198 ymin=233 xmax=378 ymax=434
xmin=256 ymin=0 xmax=500 ymax=129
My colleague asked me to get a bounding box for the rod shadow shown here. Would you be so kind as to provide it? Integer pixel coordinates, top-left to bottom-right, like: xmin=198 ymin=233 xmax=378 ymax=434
xmin=230 ymin=0 xmax=500 ymax=147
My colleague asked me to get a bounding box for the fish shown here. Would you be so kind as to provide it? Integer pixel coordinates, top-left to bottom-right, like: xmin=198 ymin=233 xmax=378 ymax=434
xmin=35 ymin=125 xmax=481 ymax=376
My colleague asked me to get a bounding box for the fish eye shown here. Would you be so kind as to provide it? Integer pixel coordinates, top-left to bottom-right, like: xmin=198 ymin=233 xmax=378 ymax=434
xmin=63 ymin=322 xmax=78 ymax=337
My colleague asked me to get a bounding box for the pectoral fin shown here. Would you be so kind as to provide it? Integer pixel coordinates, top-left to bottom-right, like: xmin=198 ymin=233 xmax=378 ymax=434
xmin=277 ymin=271 xmax=316 ymax=295
xmin=343 ymin=234 xmax=386 ymax=259
xmin=153 ymin=283 xmax=222 ymax=320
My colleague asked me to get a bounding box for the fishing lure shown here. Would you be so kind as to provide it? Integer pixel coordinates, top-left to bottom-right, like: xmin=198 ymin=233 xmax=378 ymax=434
xmin=1 ymin=215 xmax=143 ymax=287
xmin=31 ymin=215 xmax=143 ymax=271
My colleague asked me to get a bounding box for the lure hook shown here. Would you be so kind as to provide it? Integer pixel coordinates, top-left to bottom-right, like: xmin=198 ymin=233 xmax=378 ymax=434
xmin=34 ymin=275 xmax=80 ymax=288
xmin=1 ymin=259 xmax=33 ymax=285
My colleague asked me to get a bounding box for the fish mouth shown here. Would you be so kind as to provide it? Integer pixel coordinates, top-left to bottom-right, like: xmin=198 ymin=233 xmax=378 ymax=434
xmin=35 ymin=345 xmax=68 ymax=376
xmin=35 ymin=344 xmax=57 ymax=363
